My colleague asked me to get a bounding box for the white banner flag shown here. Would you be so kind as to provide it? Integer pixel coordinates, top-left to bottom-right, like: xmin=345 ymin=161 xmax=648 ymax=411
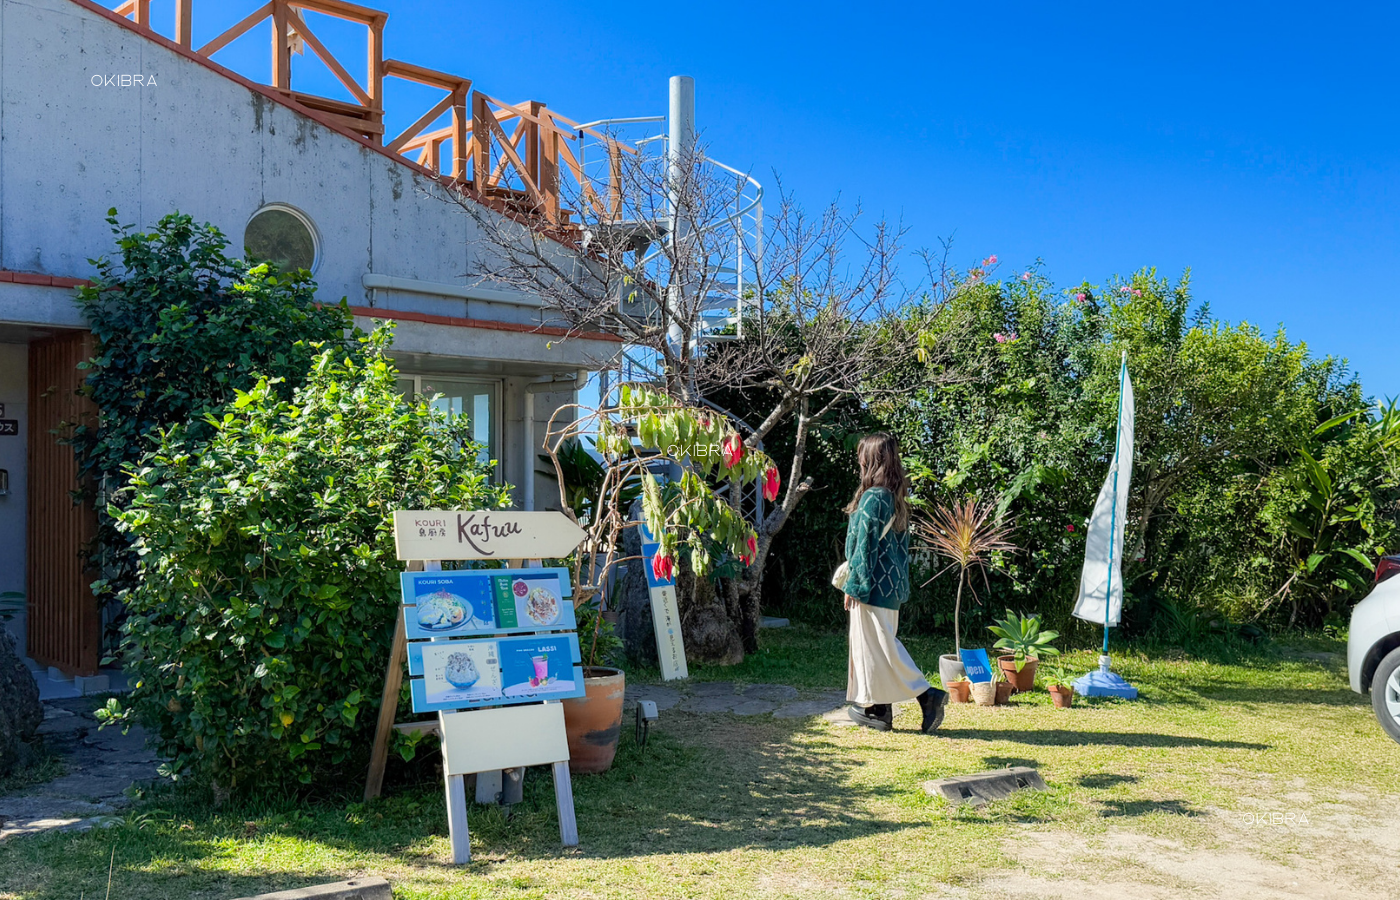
xmin=1073 ymin=363 xmax=1134 ymax=627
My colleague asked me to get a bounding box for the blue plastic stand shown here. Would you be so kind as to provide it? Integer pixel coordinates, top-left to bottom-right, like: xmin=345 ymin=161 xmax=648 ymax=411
xmin=1073 ymin=655 xmax=1138 ymax=699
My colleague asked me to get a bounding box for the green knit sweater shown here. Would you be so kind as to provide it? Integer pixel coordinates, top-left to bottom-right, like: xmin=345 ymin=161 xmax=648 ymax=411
xmin=843 ymin=487 xmax=910 ymax=609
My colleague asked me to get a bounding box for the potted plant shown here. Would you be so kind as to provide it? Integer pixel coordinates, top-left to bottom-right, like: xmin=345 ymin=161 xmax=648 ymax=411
xmin=561 ymin=594 xmax=626 ymax=774
xmin=970 ymin=676 xmax=998 ymax=707
xmin=914 ymin=498 xmax=1017 ymax=687
xmin=1042 ymin=664 xmax=1075 ymax=709
xmin=946 ymin=674 xmax=972 ymax=704
xmin=988 ymin=609 xmax=1059 ymax=693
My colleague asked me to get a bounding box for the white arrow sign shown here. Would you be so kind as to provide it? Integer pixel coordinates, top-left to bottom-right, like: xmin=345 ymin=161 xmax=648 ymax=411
xmin=393 ymin=510 xmax=586 ymax=561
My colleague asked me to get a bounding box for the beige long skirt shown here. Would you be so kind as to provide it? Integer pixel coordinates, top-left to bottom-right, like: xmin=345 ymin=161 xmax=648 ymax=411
xmin=847 ymin=601 xmax=931 ymax=705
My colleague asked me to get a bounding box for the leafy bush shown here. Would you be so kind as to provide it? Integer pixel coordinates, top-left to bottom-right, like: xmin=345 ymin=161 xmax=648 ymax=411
xmin=113 ymin=329 xmax=510 ymax=790
xmin=74 ymin=210 xmax=353 ymax=629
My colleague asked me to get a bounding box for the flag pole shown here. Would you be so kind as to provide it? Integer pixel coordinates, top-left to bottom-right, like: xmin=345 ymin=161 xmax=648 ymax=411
xmin=1102 ymin=351 xmax=1126 ymax=666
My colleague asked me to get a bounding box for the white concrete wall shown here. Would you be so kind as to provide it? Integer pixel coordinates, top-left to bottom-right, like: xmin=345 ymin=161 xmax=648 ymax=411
xmin=0 ymin=342 xmax=26 ymax=653
xmin=0 ymin=0 xmax=616 ymax=372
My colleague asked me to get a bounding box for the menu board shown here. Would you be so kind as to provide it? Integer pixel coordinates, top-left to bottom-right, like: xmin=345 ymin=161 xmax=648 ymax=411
xmin=401 ymin=569 xmax=575 ymax=639
xmin=408 ymin=633 xmax=583 ymax=712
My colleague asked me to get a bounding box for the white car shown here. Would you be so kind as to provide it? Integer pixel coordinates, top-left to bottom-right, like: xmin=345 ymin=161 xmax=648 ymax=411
xmin=1348 ymin=555 xmax=1400 ymax=744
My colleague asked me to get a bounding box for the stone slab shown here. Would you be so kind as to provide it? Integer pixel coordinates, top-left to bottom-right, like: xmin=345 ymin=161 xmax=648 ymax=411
xmin=759 ymin=616 xmax=790 ymax=628
xmin=691 ymin=681 xmax=739 ymax=698
xmin=623 ymin=684 xmax=681 ymax=712
xmin=730 ymin=699 xmax=779 ymax=716
xmin=677 ymin=695 xmax=741 ymax=714
xmin=231 ymin=878 xmax=392 ymax=900
xmin=775 ymin=698 xmax=847 ymax=719
xmin=740 ymin=683 xmax=799 ymax=702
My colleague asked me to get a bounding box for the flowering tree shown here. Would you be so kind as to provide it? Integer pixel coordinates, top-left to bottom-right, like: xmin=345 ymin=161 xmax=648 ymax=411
xmin=544 ymin=383 xmax=780 ymax=662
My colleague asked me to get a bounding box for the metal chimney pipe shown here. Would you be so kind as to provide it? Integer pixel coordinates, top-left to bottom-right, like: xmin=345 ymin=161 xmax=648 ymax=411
xmin=666 ymin=76 xmax=696 ymax=363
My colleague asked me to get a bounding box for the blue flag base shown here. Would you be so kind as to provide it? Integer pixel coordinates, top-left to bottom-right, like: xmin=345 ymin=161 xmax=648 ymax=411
xmin=1073 ymin=655 xmax=1138 ymax=699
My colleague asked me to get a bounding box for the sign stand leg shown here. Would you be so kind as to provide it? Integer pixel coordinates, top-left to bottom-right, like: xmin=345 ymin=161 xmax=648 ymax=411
xmin=364 ymin=614 xmax=407 ymax=802
xmin=552 ymin=760 xmax=578 ymax=846
xmin=444 ymin=770 xmax=472 ymax=863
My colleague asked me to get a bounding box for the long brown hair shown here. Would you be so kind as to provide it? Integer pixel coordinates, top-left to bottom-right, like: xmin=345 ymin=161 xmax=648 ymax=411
xmin=844 ymin=432 xmax=911 ymax=532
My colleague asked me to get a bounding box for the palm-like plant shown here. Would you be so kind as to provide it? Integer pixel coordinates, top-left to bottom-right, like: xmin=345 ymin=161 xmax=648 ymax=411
xmin=914 ymin=497 xmax=1018 ymax=656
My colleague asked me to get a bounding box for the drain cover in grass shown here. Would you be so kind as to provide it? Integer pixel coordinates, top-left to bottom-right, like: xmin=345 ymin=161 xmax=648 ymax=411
xmin=923 ymin=766 xmax=1047 ymax=806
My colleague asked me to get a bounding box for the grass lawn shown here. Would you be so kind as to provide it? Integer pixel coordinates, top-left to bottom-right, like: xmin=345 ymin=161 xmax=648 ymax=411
xmin=2 ymin=627 xmax=1398 ymax=899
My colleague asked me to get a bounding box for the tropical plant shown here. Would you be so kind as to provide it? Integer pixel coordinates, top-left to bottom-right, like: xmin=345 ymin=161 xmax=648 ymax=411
xmin=988 ymin=610 xmax=1061 ymax=669
xmin=107 ymin=328 xmax=511 ymax=791
xmin=543 ymin=382 xmax=779 ymax=663
xmin=914 ymin=497 xmax=1017 ymax=655
xmin=538 ymin=437 xmax=641 ymax=525
xmin=1039 ymin=663 xmax=1074 ymax=689
xmin=574 ymin=591 xmax=624 ymax=670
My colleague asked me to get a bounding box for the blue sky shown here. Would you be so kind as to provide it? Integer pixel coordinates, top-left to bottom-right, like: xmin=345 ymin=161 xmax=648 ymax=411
xmin=193 ymin=1 xmax=1396 ymax=397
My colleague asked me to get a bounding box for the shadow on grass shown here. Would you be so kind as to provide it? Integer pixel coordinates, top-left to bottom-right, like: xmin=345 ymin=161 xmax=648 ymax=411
xmin=982 ymin=756 xmax=1040 ymax=770
xmin=0 ymin=712 xmax=917 ymax=898
xmin=1078 ymin=773 xmax=1139 ymax=789
xmin=1099 ymin=798 xmax=1200 ymax=817
xmin=938 ymin=728 xmax=1269 ymax=750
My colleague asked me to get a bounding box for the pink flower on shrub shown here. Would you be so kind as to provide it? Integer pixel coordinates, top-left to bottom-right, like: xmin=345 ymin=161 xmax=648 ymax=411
xmin=1021 ymin=272 xmax=1031 ymax=281
xmin=652 ymin=553 xmax=675 ymax=582
xmin=1075 ymin=292 xmax=1086 ymax=302
xmin=721 ymin=433 xmax=744 ymax=468
xmin=1066 ymin=524 xmax=1076 ymax=533
xmin=994 ymin=331 xmax=1020 ymax=344
xmin=762 ymin=465 xmax=781 ymax=502
xmin=1132 ymin=288 xmax=1142 ymax=297
xmin=984 ymin=254 xmax=998 ymax=266
xmin=1119 ymin=286 xmax=1130 ymax=294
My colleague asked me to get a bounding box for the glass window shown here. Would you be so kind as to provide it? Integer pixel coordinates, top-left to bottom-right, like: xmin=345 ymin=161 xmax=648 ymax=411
xmin=417 ymin=376 xmax=500 ymax=470
xmin=244 ymin=205 xmax=319 ymax=273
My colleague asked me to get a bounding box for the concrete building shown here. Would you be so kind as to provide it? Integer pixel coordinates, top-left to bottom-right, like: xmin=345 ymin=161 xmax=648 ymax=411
xmin=0 ymin=0 xmax=630 ymax=682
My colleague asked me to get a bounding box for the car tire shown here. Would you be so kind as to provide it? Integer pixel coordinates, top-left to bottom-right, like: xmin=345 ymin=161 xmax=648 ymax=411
xmin=1371 ymin=647 xmax=1400 ymax=745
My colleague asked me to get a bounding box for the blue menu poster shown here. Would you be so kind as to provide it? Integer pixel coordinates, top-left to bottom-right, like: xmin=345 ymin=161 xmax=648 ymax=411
xmin=407 ymin=633 xmax=584 ymax=713
xmin=401 ymin=569 xmax=575 ymax=639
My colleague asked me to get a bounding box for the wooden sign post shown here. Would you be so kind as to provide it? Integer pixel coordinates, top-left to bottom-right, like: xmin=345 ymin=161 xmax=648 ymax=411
xmin=365 ymin=510 xmax=589 ymax=864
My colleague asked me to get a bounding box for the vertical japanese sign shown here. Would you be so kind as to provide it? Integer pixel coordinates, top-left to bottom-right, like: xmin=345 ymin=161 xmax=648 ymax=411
xmin=640 ymin=525 xmax=688 ymax=680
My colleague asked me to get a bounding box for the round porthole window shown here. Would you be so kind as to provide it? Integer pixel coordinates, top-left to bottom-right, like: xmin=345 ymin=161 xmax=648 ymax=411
xmin=243 ymin=204 xmax=319 ymax=273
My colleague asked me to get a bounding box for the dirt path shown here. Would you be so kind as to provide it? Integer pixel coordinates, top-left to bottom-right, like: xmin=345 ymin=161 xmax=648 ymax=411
xmin=974 ymin=798 xmax=1400 ymax=899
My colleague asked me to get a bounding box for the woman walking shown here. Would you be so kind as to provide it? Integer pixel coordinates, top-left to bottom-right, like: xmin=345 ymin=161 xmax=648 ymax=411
xmin=841 ymin=433 xmax=948 ymax=732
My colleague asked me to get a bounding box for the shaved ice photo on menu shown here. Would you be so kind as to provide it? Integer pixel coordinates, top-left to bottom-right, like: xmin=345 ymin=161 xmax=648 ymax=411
xmin=419 ymin=640 xmax=502 ymax=706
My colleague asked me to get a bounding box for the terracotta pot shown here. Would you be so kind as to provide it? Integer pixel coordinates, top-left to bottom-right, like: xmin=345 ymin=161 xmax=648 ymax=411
xmin=561 ymin=666 xmax=625 ymax=774
xmin=948 ymin=680 xmax=972 ymax=704
xmin=995 ymin=680 xmax=1013 ymax=706
xmin=970 ymin=681 xmax=997 ymax=707
xmin=1048 ymin=685 xmax=1074 ymax=709
xmin=997 ymin=655 xmax=1038 ymax=693
xmin=938 ymin=654 xmax=966 ymax=688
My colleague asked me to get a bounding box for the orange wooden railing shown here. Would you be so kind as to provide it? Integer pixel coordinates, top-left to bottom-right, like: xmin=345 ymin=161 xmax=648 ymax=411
xmin=112 ymin=0 xmax=633 ymax=226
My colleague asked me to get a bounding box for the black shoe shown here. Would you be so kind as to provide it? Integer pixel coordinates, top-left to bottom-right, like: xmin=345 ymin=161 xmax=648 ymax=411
xmin=917 ymin=688 xmax=948 ymax=734
xmin=849 ymin=704 xmax=893 ymax=731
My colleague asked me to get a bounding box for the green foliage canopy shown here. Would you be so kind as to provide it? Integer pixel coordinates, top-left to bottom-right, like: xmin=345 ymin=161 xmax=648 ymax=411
xmin=73 ymin=210 xmax=354 ymax=618
xmin=113 ymin=331 xmax=510 ymax=789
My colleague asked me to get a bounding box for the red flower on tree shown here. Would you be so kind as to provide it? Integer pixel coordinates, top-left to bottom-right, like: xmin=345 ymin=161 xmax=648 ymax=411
xmin=762 ymin=465 xmax=781 ymax=502
xmin=721 ymin=433 xmax=745 ymax=468
xmin=651 ymin=553 xmax=675 ymax=582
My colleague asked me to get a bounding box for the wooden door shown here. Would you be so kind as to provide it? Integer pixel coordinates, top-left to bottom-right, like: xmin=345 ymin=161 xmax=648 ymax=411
xmin=26 ymin=331 xmax=99 ymax=676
